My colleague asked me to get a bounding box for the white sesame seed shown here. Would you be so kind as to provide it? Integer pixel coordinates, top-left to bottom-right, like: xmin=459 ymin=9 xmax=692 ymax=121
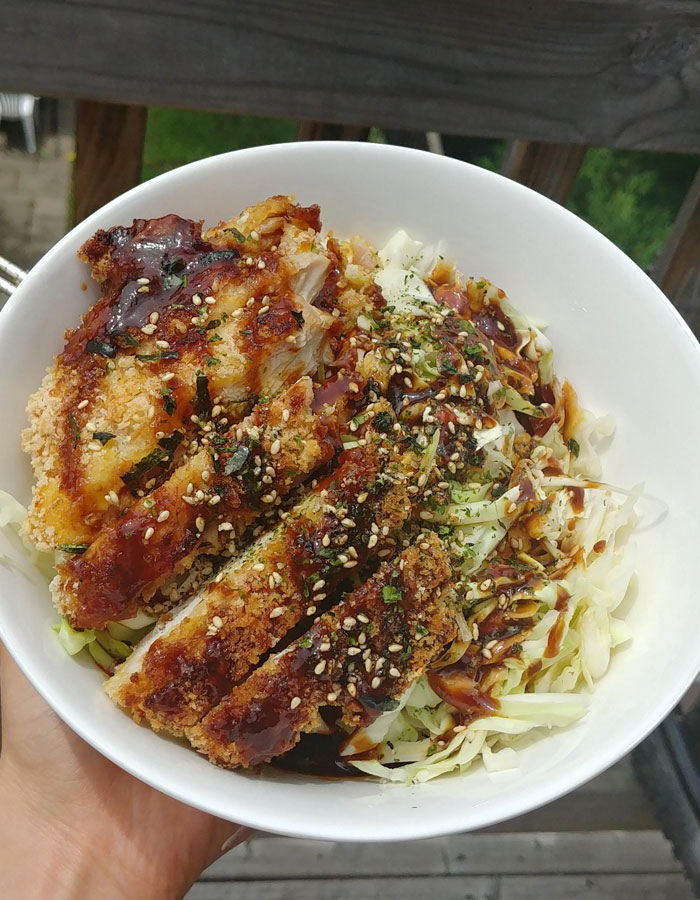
xmin=253 ymin=563 xmax=265 ymax=571
xmin=371 ymin=676 xmax=382 ymax=689
xmin=343 ymin=617 xmax=357 ymax=629
xmin=218 ymin=522 xmax=233 ymax=531
xmin=270 ymin=439 xmax=281 ymax=455
xmin=258 ymin=304 xmax=270 ymax=315
xmin=314 ymin=660 xmax=326 ymax=675
xmin=343 ymin=560 xmax=358 ymax=568
xmin=137 ymin=285 xmax=149 ymax=293
xmin=375 ymin=657 xmax=385 ymax=670
xmin=419 ymin=510 xmax=434 ymax=521
xmin=209 ymin=494 xmax=222 ymax=505
xmin=141 ymin=323 xmax=156 ymax=335
xmin=341 ymin=518 xmax=356 ymax=528
xmin=77 ymin=399 xmax=89 ymax=409
xmin=195 ymin=516 xmax=205 ymax=532
xmin=290 ymin=696 xmax=302 ymax=709
xmin=313 ymin=579 xmax=326 ymax=592
xmin=156 ymin=340 xmax=170 ymax=350
xmin=212 ymin=615 xmax=224 ymax=629
xmin=149 ymin=311 xmax=159 ymax=324
xmin=482 ymin=647 xmax=492 ymax=659
xmin=327 ymin=692 xmax=338 ymax=702
xmin=268 ymin=574 xmax=276 ymax=589
xmin=270 ymin=606 xmax=285 ymax=618
xmin=261 ymin=493 xmax=274 ymax=503
xmin=144 ymin=527 xmax=155 ymax=541
xmin=282 ymin=409 xmax=290 ymax=422
xmin=157 ymin=510 xmax=170 ymax=522
xmin=306 ymin=605 xmax=316 ymax=616
xmin=257 ymin=260 xmax=266 ymax=269
xmin=204 ymin=295 xmax=216 ymax=305
xmin=347 ymin=683 xmax=357 ymax=697
xmin=319 ymin=641 xmax=331 ymax=652
xmin=348 ymin=647 xmax=361 ymax=656
xmin=388 ymin=643 xmax=403 ymax=653
xmin=389 ymin=667 xmax=401 ymax=678
xmin=137 ymin=277 xmax=150 ymax=285
xmin=377 ymin=549 xmax=392 ymax=558
xmin=365 ymin=658 xmax=373 ymax=673
xmin=357 ymin=613 xmax=370 ymax=624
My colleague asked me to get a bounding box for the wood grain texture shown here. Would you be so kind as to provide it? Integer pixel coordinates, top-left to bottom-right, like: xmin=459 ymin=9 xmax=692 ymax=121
xmin=186 ymin=874 xmax=693 ymax=900
xmin=73 ymin=101 xmax=146 ymax=223
xmin=501 ymin=140 xmax=587 ymax=205
xmin=2 ymin=1 xmax=700 ymax=151
xmin=653 ymin=165 xmax=700 ymax=327
xmin=204 ymin=831 xmax=680 ymax=881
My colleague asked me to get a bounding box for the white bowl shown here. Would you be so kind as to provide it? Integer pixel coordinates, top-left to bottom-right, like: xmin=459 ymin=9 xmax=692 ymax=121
xmin=1 ymin=142 xmax=699 ymax=841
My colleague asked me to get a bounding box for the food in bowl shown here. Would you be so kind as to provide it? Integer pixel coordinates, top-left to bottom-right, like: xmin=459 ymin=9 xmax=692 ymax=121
xmin=11 ymin=194 xmax=636 ymax=783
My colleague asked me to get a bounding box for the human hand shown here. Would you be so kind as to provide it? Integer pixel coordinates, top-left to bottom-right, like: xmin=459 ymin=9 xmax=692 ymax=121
xmin=0 ymin=642 xmax=249 ymax=900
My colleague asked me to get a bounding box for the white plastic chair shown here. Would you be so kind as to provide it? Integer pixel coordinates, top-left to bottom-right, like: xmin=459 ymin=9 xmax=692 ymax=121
xmin=0 ymin=93 xmax=37 ymax=153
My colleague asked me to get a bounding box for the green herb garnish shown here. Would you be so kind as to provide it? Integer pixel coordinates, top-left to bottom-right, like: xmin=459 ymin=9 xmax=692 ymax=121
xmin=56 ymin=543 xmax=88 ymax=555
xmin=567 ymin=438 xmax=580 ymax=458
xmin=93 ymin=432 xmax=116 ymax=445
xmin=86 ymin=339 xmax=117 ymax=358
xmin=67 ymin=413 xmax=79 ymax=448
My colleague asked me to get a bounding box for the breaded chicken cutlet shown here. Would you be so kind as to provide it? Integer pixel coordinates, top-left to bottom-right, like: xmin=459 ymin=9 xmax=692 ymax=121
xmin=105 ymin=406 xmax=421 ymax=735
xmin=188 ymin=533 xmax=456 ymax=768
xmin=22 ymin=197 xmax=334 ymax=551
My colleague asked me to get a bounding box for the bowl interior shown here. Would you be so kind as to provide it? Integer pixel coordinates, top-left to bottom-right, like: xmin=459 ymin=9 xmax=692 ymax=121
xmin=1 ymin=142 xmax=699 ymax=841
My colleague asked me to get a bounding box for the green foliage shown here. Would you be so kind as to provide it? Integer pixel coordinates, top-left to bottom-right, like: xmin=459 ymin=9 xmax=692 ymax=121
xmin=141 ymin=108 xmax=296 ymax=181
xmin=567 ymin=148 xmax=697 ymax=269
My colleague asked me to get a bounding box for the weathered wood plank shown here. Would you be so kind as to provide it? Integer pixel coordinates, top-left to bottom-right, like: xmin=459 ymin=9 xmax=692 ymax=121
xmin=187 ymin=873 xmax=692 ymax=900
xmin=653 ymin=165 xmax=700 ymax=330
xmin=501 ymin=139 xmax=587 ymax=205
xmin=73 ymin=100 xmax=146 ymax=224
xmin=500 ymin=873 xmax=694 ymax=900
xmin=204 ymin=831 xmax=680 ymax=881
xmin=2 ymin=1 xmax=700 ymax=152
xmin=186 ymin=876 xmax=497 ymax=900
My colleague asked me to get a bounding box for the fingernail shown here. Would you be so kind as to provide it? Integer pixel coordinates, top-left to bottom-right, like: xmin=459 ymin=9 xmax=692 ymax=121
xmin=220 ymin=826 xmax=255 ymax=853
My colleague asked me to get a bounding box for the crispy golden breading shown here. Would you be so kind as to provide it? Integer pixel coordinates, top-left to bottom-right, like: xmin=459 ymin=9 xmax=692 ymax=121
xmin=105 ymin=409 xmax=420 ymax=736
xmin=188 ymin=534 xmax=455 ymax=768
xmin=22 ymin=199 xmax=333 ymax=550
xmin=54 ymin=377 xmax=339 ymax=629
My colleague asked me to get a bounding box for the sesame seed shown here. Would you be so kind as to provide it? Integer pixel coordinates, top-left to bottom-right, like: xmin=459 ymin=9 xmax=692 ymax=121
xmin=77 ymin=399 xmax=89 ymax=409
xmin=349 ymin=382 xmax=360 ymax=393
xmin=201 ymin=470 xmax=210 ymax=483
xmin=347 ymin=683 xmax=357 ymax=697
xmin=482 ymin=647 xmax=492 ymax=659
xmin=306 ymin=605 xmax=316 ymax=616
xmin=212 ymin=615 xmax=224 ymax=629
xmin=268 ymin=574 xmax=276 ymax=589
xmin=365 ymin=658 xmax=373 ymax=673
xmin=209 ymin=494 xmax=222 ymax=505
xmin=195 ymin=516 xmax=205 ymax=532
xmin=149 ymin=311 xmax=159 ymax=324
xmin=141 ymin=323 xmax=156 ymax=335
xmin=192 ymin=294 xmax=203 ymax=307
xmin=290 ymin=696 xmax=302 ymax=709
xmin=388 ymin=643 xmax=403 ymax=653
xmin=204 ymin=295 xmax=216 ymax=305
xmin=155 ymin=339 xmax=170 ymax=350
xmin=137 ymin=277 xmax=150 ymax=285
xmin=375 ymin=657 xmax=385 ymax=671
xmin=377 ymin=549 xmax=392 ymax=558
xmin=253 ymin=563 xmax=265 ymax=571
xmin=218 ymin=522 xmax=233 ymax=531
xmin=419 ymin=510 xmax=434 ymax=521
xmin=137 ymin=285 xmax=149 ymax=294
xmin=319 ymin=641 xmax=331 ymax=652
xmin=389 ymin=667 xmax=401 ymax=678
xmin=270 ymin=606 xmax=285 ymax=618
xmin=371 ymin=676 xmax=382 ymax=689
xmin=257 ymin=260 xmax=266 ymax=269
xmin=144 ymin=527 xmax=155 ymax=541
xmin=258 ymin=304 xmax=270 ymax=315
xmin=343 ymin=560 xmax=358 ymax=568
xmin=157 ymin=510 xmax=170 ymax=522
xmin=313 ymin=579 xmax=326 ymax=592
xmin=341 ymin=518 xmax=356 ymax=528
xmin=348 ymin=647 xmax=361 ymax=656
xmin=314 ymin=660 xmax=326 ymax=675
xmin=327 ymin=692 xmax=337 ymax=702
xmin=357 ymin=613 xmax=370 ymax=624
xmin=270 ymin=439 xmax=281 ymax=455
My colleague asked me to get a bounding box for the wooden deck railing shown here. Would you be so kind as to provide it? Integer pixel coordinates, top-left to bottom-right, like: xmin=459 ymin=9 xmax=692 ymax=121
xmin=2 ymin=0 xmax=697 ymax=314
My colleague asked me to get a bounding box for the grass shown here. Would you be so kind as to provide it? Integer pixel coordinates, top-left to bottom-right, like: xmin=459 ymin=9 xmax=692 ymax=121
xmin=142 ymin=108 xmax=698 ymax=269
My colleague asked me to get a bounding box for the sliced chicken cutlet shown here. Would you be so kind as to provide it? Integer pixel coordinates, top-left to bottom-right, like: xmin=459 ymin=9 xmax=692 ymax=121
xmin=105 ymin=408 xmax=420 ymax=736
xmin=54 ymin=377 xmax=338 ymax=629
xmin=188 ymin=533 xmax=456 ymax=768
xmin=22 ymin=197 xmax=334 ymax=550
